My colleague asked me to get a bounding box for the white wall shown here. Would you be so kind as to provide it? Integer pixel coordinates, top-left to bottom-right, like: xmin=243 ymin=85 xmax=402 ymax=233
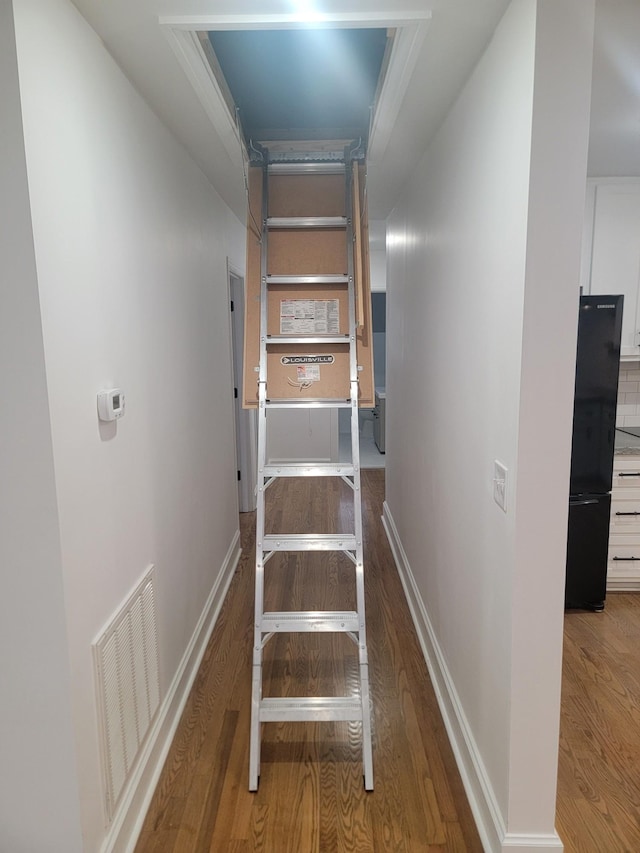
xmin=9 ymin=0 xmax=245 ymax=849
xmin=0 ymin=3 xmax=83 ymax=849
xmin=369 ymin=219 xmax=387 ymax=293
xmin=384 ymin=0 xmax=594 ymax=848
xmin=587 ymin=0 xmax=640 ymax=179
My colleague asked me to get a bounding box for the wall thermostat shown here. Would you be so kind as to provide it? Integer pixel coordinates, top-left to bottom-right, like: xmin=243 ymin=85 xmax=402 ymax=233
xmin=97 ymin=388 xmax=125 ymax=422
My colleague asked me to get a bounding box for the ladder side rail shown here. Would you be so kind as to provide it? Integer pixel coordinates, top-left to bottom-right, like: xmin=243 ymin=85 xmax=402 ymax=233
xmin=250 ymin=154 xmax=271 ymax=792
xmin=344 ymin=151 xmax=365 ymax=630
xmin=258 ymin=158 xmax=270 ymax=395
xmin=352 ymin=164 xmax=365 ymax=329
xmin=343 ymin=150 xmax=359 ymax=392
xmin=344 ymin=148 xmax=373 ymax=790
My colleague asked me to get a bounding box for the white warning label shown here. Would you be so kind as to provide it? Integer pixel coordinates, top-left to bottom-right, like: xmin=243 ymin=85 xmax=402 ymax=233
xmin=296 ymin=365 xmax=320 ymax=383
xmin=280 ymin=299 xmax=339 ymax=335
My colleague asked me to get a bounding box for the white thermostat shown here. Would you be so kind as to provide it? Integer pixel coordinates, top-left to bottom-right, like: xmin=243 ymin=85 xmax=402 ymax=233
xmin=97 ymin=388 xmax=125 ymax=421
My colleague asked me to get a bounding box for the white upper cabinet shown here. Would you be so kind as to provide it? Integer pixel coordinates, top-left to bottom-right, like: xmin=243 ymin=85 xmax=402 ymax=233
xmin=583 ymin=180 xmax=640 ymax=359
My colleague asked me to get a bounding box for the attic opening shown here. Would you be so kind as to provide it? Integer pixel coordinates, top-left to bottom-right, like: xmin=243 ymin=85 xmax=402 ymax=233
xmin=197 ymin=27 xmax=393 ymax=155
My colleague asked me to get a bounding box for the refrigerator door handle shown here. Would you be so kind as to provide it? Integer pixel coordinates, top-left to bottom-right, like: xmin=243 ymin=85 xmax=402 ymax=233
xmin=569 ymin=498 xmax=600 ymax=506
xmin=618 ymin=472 xmax=640 ymax=478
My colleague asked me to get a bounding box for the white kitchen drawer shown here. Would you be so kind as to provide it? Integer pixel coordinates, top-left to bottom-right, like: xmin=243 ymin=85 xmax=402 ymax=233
xmin=608 ymin=536 xmax=640 ymax=583
xmin=613 ymin=455 xmax=640 ymax=469
xmin=609 ymin=456 xmax=640 ymax=588
xmin=607 ymin=546 xmax=640 ymax=589
xmin=610 ymin=500 xmax=640 ymax=531
xmin=611 ymin=482 xmax=640 ymax=504
xmin=613 ymin=455 xmax=640 ymax=465
xmin=608 ymin=537 xmax=640 ymax=560
xmin=607 ymin=566 xmax=640 ymax=590
xmin=612 ymin=469 xmax=640 ymax=491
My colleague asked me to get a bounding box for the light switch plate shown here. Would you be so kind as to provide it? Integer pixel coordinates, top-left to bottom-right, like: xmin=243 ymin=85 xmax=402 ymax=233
xmin=493 ymin=460 xmax=508 ymax=512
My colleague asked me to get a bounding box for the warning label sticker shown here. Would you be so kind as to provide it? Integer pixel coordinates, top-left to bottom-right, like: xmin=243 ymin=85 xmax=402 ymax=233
xmin=280 ymin=299 xmax=339 ymax=335
xmin=297 ymin=365 xmax=320 ymax=383
xmin=281 ymin=355 xmax=335 ymax=365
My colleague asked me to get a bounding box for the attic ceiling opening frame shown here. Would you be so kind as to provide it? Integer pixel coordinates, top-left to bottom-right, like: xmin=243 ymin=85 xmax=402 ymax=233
xmin=159 ymin=11 xmax=431 ymax=168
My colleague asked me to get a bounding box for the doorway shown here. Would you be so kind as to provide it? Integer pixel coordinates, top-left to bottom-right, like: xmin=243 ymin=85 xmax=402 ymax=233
xmin=229 ymin=267 xmax=257 ymax=512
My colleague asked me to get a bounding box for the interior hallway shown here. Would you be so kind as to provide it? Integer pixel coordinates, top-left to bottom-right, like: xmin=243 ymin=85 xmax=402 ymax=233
xmin=135 ymin=470 xmax=482 ymax=851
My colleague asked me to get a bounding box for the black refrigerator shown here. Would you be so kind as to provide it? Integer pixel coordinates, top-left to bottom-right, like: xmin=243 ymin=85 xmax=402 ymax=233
xmin=565 ymin=294 xmax=623 ymax=611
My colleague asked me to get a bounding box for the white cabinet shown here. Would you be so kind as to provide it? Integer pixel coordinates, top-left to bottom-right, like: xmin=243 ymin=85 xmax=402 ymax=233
xmin=608 ymin=455 xmax=640 ymax=590
xmin=583 ymin=180 xmax=640 ymax=359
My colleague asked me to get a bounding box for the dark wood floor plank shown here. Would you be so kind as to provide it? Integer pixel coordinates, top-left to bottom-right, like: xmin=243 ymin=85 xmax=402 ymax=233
xmin=188 ymin=710 xmax=238 ymax=852
xmin=207 ymin=703 xmax=255 ymax=850
xmin=135 ymin=828 xmax=179 ymax=852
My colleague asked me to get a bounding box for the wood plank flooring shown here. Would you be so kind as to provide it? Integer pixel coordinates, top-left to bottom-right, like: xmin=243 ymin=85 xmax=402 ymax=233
xmin=557 ymin=594 xmax=640 ymax=852
xmin=135 ymin=470 xmax=483 ymax=852
xmin=133 ymin=470 xmax=640 ymax=852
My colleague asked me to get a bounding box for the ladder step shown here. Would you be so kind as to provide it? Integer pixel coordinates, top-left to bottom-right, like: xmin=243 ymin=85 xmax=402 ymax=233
xmin=262 ymin=611 xmax=359 ymax=633
xmin=267 ymin=216 xmax=346 ymax=229
xmin=262 ymin=534 xmax=357 ymax=552
xmin=262 ymin=463 xmax=355 ymax=477
xmin=265 ymin=335 xmax=350 ymax=345
xmin=267 ymin=275 xmax=349 ymax=285
xmin=265 ymin=398 xmax=352 ymax=409
xmin=260 ymin=696 xmax=363 ymax=722
xmin=268 ymin=162 xmax=345 ymax=175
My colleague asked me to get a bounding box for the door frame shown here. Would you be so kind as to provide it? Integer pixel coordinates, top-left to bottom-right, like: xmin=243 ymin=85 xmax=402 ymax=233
xmin=228 ymin=263 xmax=257 ymax=512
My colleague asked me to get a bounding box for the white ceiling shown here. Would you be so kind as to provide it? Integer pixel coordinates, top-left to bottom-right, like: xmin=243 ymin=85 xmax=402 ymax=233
xmin=70 ymin=0 xmax=640 ymax=221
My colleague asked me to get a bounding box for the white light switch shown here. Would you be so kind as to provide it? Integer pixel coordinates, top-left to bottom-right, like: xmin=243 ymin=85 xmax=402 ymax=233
xmin=493 ymin=460 xmax=508 ymax=512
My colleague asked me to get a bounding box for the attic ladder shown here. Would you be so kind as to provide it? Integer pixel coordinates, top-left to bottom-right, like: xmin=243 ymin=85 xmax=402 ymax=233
xmin=249 ymin=143 xmax=374 ymax=792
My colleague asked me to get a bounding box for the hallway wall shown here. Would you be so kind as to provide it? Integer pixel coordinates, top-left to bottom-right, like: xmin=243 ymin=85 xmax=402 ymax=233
xmin=8 ymin=0 xmax=246 ymax=849
xmin=0 ymin=3 xmax=83 ymax=849
xmin=384 ymin=0 xmax=594 ymax=848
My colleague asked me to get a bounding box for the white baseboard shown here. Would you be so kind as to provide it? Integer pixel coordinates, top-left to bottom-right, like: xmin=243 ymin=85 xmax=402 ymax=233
xmin=101 ymin=528 xmax=242 ymax=853
xmin=381 ymin=502 xmax=563 ymax=853
xmin=502 ymin=834 xmax=566 ymax=851
xmin=607 ymin=579 xmax=640 ymax=592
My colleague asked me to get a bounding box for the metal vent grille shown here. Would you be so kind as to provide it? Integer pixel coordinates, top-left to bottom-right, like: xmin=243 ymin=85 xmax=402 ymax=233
xmin=93 ymin=566 xmax=160 ymax=821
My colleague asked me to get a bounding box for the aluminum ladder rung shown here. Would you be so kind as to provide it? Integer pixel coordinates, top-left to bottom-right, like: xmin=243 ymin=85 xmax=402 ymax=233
xmin=268 ymin=162 xmax=346 ymax=175
xmin=261 ymin=611 xmax=359 ymax=633
xmin=267 ymin=274 xmax=349 ymax=285
xmin=265 ymin=335 xmax=350 ymax=345
xmin=262 ymin=534 xmax=357 ymax=552
xmin=262 ymin=463 xmax=355 ymax=477
xmin=264 ymin=398 xmax=351 ymax=409
xmin=259 ymin=696 xmax=363 ymax=722
xmin=267 ymin=216 xmax=346 ymax=229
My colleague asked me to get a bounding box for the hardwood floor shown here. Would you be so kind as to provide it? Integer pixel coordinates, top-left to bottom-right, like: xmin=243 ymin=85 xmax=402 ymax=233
xmin=135 ymin=470 xmax=483 ymax=852
xmin=134 ymin=470 xmax=640 ymax=852
xmin=557 ymin=594 xmax=640 ymax=852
